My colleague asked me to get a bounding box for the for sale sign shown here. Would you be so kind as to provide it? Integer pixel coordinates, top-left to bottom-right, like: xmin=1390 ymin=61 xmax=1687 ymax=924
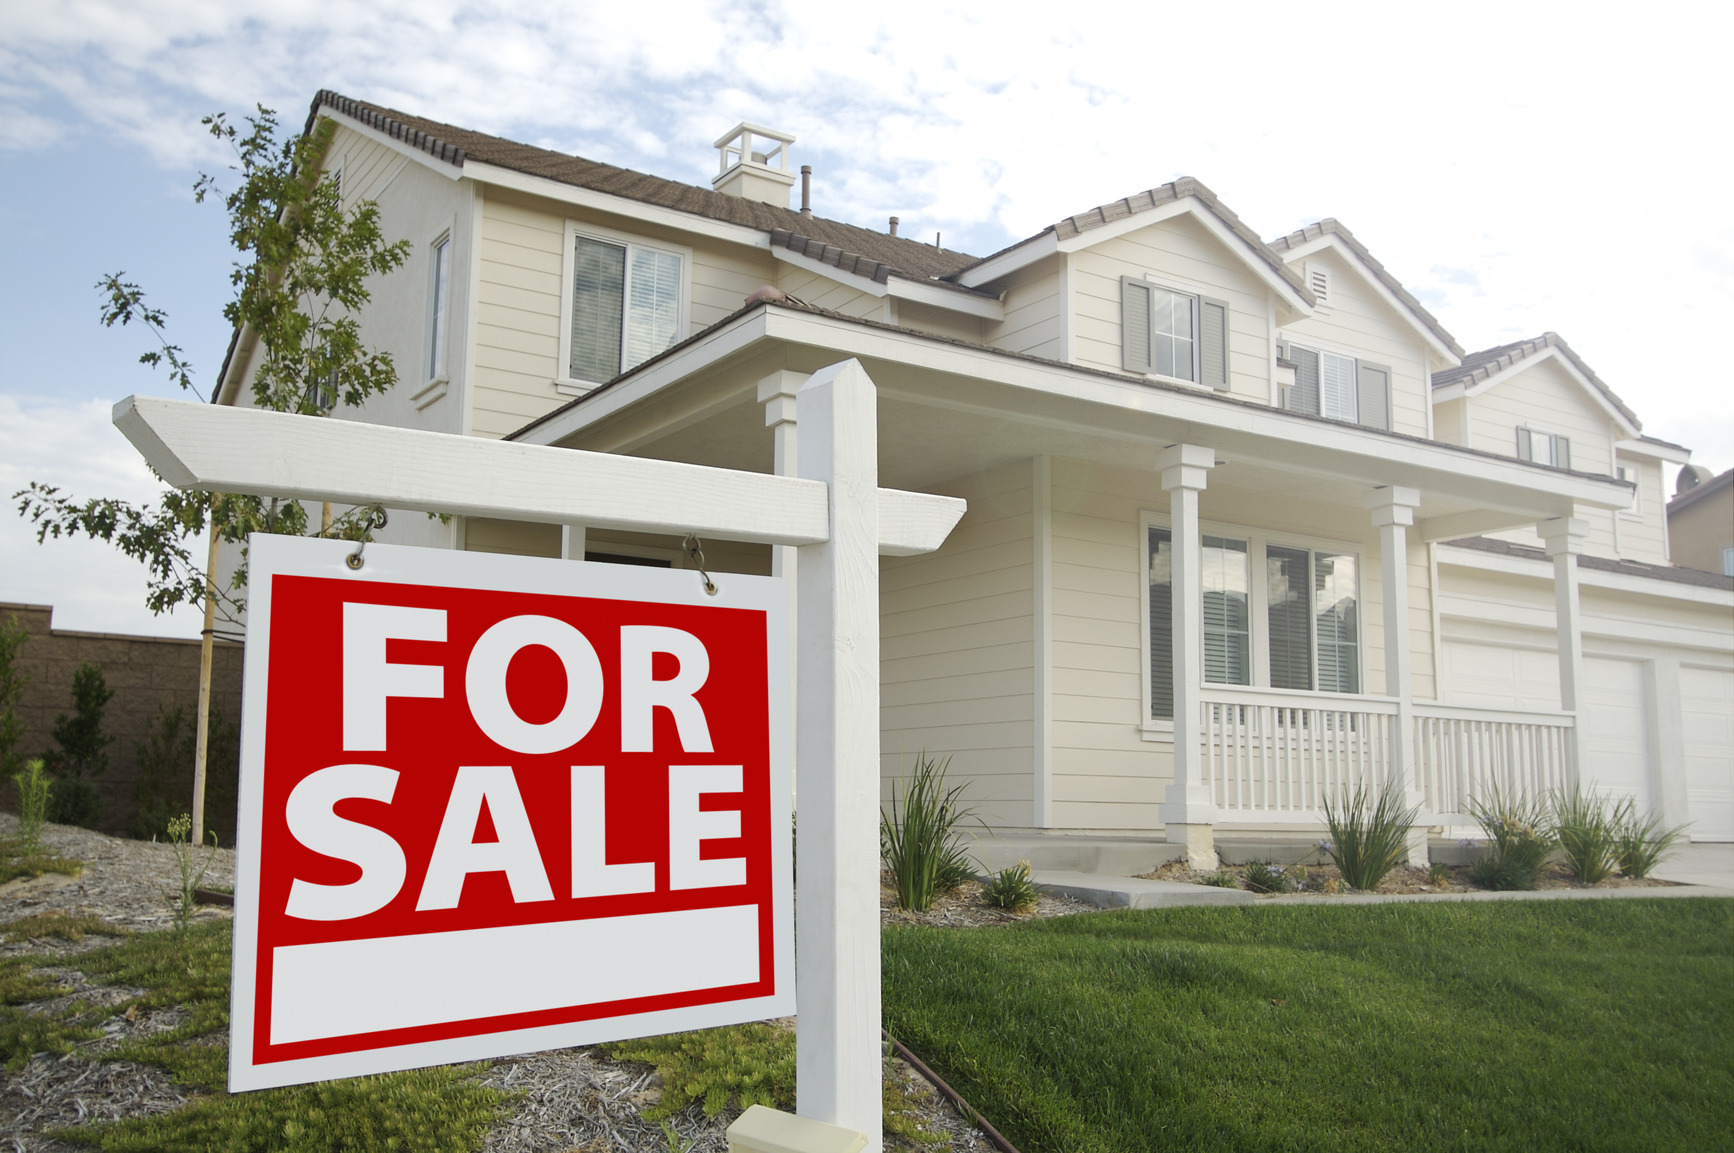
xmin=229 ymin=535 xmax=793 ymax=1091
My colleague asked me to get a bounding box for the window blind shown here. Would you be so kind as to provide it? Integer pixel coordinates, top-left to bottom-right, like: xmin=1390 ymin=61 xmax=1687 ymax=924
xmin=624 ymin=248 xmax=682 ymax=372
xmin=1148 ymin=527 xmax=1173 ymax=719
xmin=1314 ymin=553 xmax=1359 ymax=694
xmin=1289 ymin=347 xmax=1320 ymax=415
xmin=570 ymin=237 xmax=626 ymax=383
xmin=1267 ymin=545 xmax=1312 ymax=690
xmin=1202 ymin=536 xmax=1250 ymax=686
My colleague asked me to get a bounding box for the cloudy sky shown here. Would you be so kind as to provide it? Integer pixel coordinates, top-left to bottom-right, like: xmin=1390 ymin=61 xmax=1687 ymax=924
xmin=3 ymin=1 xmax=1731 ymax=639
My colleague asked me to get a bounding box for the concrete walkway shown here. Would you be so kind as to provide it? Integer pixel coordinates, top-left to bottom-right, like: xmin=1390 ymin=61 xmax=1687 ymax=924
xmin=1032 ymin=841 xmax=1734 ymax=909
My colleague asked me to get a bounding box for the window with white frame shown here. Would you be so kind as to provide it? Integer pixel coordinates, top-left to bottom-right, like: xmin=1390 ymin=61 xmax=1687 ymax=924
xmin=1723 ymin=546 xmax=1734 ymax=578
xmin=562 ymin=229 xmax=685 ymax=386
xmin=1122 ymin=277 xmax=1229 ymax=389
xmin=1280 ymin=340 xmax=1390 ymax=430
xmin=1147 ymin=521 xmax=1360 ymax=720
xmin=1616 ymin=464 xmax=1641 ymax=514
xmin=1517 ymin=426 xmax=1571 ymax=470
xmin=426 ymin=233 xmax=452 ymax=383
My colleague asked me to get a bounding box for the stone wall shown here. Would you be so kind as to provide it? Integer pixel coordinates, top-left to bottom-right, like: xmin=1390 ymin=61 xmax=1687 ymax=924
xmin=1 ymin=603 xmax=244 ymax=835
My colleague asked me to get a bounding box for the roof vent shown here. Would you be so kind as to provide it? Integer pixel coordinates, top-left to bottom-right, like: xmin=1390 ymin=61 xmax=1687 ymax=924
xmin=1305 ymin=262 xmax=1331 ymax=306
xmin=713 ymin=123 xmax=797 ymax=206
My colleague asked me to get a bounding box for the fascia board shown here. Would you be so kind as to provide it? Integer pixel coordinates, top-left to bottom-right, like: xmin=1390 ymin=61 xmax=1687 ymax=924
xmin=1464 ymin=345 xmax=1641 ymax=438
xmin=1436 ymin=544 xmax=1734 ymax=609
xmin=1616 ymin=437 xmax=1692 ymax=464
xmin=515 ymin=309 xmax=771 ymax=446
xmin=886 ymin=277 xmax=1004 ymax=320
xmin=954 ymin=232 xmax=1059 ymax=288
xmin=761 ymin=309 xmax=1622 ymax=514
xmin=463 ymin=161 xmax=772 ymax=252
xmin=1431 ymin=381 xmax=1467 ymax=403
xmin=770 ymin=245 xmax=887 ymax=298
xmin=1282 ymin=234 xmax=1458 ymax=363
xmin=320 ymin=109 xmax=464 ymax=180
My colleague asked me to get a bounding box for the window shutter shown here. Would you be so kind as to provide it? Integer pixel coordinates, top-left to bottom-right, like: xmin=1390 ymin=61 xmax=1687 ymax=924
xmin=1516 ymin=428 xmax=1533 ymax=461
xmin=1355 ymin=361 xmax=1390 ymax=430
xmin=1199 ymin=296 xmax=1229 ymax=390
xmin=1555 ymin=436 xmax=1571 ymax=471
xmin=1289 ymin=346 xmax=1321 ymax=415
xmin=1122 ymin=278 xmax=1153 ymax=374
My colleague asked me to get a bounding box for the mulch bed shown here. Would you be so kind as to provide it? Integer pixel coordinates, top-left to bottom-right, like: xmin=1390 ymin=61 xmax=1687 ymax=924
xmin=1136 ymin=857 xmax=1676 ymax=896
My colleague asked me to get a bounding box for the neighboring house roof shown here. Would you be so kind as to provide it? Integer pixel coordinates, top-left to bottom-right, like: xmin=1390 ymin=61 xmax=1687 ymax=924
xmin=1431 ymin=332 xmax=1642 ymax=431
xmin=1667 ymin=467 xmax=1733 ymax=515
xmin=953 ymin=178 xmax=1315 ymax=305
xmin=1266 ymin=219 xmax=1465 ymax=360
xmin=308 ymin=90 xmax=981 ymax=285
xmin=1444 ymin=535 xmax=1734 ymax=590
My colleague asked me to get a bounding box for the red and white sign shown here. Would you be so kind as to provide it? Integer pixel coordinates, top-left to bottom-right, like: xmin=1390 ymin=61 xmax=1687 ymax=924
xmin=229 ymin=535 xmax=793 ymax=1091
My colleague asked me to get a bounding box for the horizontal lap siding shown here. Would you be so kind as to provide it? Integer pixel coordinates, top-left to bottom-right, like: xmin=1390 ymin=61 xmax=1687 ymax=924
xmin=1612 ymin=455 xmax=1669 ymax=566
xmin=895 ymin=299 xmax=985 ymax=344
xmin=881 ymin=461 xmax=1034 ymax=828
xmin=1069 ymin=215 xmax=1271 ymax=402
xmin=989 ymin=261 xmax=1062 ymax=359
xmin=774 ymin=267 xmax=881 ymax=318
xmin=1277 ymin=246 xmax=1431 ymax=437
xmin=336 ymin=135 xmax=406 ymax=205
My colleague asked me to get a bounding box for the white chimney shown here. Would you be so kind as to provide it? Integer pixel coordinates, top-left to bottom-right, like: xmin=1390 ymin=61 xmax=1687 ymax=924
xmin=713 ymin=123 xmax=797 ymax=206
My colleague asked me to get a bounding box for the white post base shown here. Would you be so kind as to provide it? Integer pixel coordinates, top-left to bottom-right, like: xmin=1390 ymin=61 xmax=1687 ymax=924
xmin=1163 ymin=821 xmax=1218 ymax=872
xmin=1402 ymin=824 xmax=1430 ymax=868
xmin=729 ymin=1105 xmax=868 ymax=1153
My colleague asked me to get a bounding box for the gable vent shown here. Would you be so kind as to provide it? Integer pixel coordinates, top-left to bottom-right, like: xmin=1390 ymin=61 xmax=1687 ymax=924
xmin=1306 ymin=263 xmax=1331 ymax=306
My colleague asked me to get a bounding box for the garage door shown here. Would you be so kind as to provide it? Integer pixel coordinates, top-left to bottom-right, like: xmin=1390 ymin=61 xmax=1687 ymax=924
xmin=1681 ymin=666 xmax=1734 ymax=842
xmin=1579 ymin=657 xmax=1651 ymax=813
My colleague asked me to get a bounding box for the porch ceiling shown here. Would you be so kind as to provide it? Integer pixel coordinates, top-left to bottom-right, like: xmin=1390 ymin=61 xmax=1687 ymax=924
xmin=525 ymin=304 xmax=1631 ymax=542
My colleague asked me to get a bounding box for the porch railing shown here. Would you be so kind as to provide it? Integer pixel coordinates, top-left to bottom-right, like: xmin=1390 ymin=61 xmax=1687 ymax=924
xmin=1413 ymin=703 xmax=1575 ymax=826
xmin=1200 ymin=687 xmax=1398 ymax=823
xmin=1198 ymin=689 xmax=1575 ymax=828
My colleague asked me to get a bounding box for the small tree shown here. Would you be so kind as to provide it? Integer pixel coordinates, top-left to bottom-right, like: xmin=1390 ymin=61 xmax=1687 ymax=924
xmin=15 ymin=106 xmax=410 ymax=839
xmin=44 ymin=661 xmax=112 ymax=829
xmin=0 ymin=615 xmax=30 ymax=786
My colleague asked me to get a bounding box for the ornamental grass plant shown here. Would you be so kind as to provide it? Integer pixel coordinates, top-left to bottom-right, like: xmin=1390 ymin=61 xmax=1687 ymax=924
xmin=985 ymin=861 xmax=1040 ymax=913
xmin=1614 ymin=806 xmax=1689 ymax=879
xmin=882 ymin=751 xmax=978 ymax=912
xmin=1467 ymin=787 xmax=1555 ymax=890
xmin=1320 ymin=784 xmax=1419 ymax=891
xmin=1551 ymin=785 xmax=1624 ymax=884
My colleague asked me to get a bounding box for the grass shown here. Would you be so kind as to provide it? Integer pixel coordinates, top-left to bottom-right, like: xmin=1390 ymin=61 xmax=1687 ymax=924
xmin=883 ymin=898 xmax=1734 ymax=1153
xmin=0 ymin=834 xmax=83 ymax=885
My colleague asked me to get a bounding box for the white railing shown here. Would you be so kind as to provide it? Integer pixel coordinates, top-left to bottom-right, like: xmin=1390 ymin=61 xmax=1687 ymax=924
xmin=1413 ymin=703 xmax=1575 ymax=825
xmin=1200 ymin=687 xmax=1399 ymax=822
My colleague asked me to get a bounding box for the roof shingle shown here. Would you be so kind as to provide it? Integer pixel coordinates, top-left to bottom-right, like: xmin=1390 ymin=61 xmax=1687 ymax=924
xmin=1431 ymin=332 xmax=1641 ymax=431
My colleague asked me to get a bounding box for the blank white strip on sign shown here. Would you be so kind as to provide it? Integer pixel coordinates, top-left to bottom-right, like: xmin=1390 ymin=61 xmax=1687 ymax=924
xmin=270 ymin=905 xmax=761 ymax=1046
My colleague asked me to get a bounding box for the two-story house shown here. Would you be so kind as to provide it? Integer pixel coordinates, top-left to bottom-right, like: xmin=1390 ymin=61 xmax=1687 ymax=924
xmin=215 ymin=91 xmax=1734 ymax=863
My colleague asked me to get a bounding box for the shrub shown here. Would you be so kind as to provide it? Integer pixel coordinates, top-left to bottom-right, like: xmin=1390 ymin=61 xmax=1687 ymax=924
xmin=1614 ymin=806 xmax=1688 ymax=879
xmin=166 ymin=813 xmax=220 ymax=932
xmin=1321 ymin=784 xmax=1420 ymax=891
xmin=12 ymin=759 xmax=49 ymax=856
xmin=985 ymin=861 xmax=1039 ymax=913
xmin=1241 ymin=859 xmax=1294 ymax=894
xmin=43 ymin=661 xmax=111 ymax=829
xmin=1196 ymin=869 xmax=1241 ymax=888
xmin=610 ymin=1022 xmax=794 ymax=1118
xmin=881 ymin=751 xmax=977 ymax=912
xmin=129 ymin=701 xmax=240 ymax=844
xmin=0 ymin=615 xmax=29 ymax=785
xmin=1467 ymin=788 xmax=1554 ymax=890
xmin=1553 ymin=785 xmax=1624 ymax=884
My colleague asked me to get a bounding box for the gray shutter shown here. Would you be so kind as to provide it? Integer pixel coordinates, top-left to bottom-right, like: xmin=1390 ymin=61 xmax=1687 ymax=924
xmin=1555 ymin=436 xmax=1571 ymax=471
xmin=1516 ymin=428 xmax=1533 ymax=461
xmin=1200 ymin=296 xmax=1229 ymax=390
xmin=1355 ymin=361 xmax=1390 ymax=430
xmin=1289 ymin=346 xmax=1321 ymax=415
xmin=1122 ymin=278 xmax=1153 ymax=373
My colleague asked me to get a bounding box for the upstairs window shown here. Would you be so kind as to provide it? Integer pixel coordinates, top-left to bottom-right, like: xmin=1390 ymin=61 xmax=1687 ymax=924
xmin=1517 ymin=427 xmax=1571 ymax=470
xmin=563 ymin=229 xmax=685 ymax=386
xmin=1616 ymin=464 xmax=1641 ymax=514
xmin=1282 ymin=341 xmax=1390 ymax=430
xmin=1122 ymin=277 xmax=1229 ymax=389
xmin=426 ymin=234 xmax=452 ymax=383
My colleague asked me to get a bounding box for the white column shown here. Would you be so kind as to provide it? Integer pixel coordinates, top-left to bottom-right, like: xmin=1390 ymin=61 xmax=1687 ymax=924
xmin=1156 ymin=443 xmax=1217 ymax=869
xmin=761 ymin=371 xmax=804 ymax=808
xmin=1366 ymin=485 xmax=1426 ymax=865
xmin=1032 ymin=455 xmax=1054 ymax=829
xmin=1539 ymin=516 xmax=1589 ymax=782
xmin=794 ymin=360 xmax=881 ymax=1150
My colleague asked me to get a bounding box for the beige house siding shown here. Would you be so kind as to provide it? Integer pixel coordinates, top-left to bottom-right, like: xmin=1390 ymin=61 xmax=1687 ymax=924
xmin=880 ymin=461 xmax=1035 ymax=829
xmin=987 ymin=258 xmax=1064 ymax=359
xmin=1070 ymin=215 xmax=1272 ymax=402
xmin=1277 ymin=246 xmax=1431 ymax=438
xmin=1612 ymin=454 xmax=1670 ymax=565
xmin=895 ymin=299 xmax=986 ymax=344
xmin=773 ymin=266 xmax=882 ymax=318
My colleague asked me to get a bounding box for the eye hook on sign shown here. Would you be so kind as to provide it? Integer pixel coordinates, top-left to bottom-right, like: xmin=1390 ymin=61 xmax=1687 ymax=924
xmin=681 ymin=534 xmax=719 ymax=596
xmin=344 ymin=505 xmax=391 ymax=570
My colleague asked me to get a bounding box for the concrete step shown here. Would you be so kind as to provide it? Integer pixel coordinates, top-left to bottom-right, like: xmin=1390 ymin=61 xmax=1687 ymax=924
xmin=1032 ymin=869 xmax=1255 ymax=909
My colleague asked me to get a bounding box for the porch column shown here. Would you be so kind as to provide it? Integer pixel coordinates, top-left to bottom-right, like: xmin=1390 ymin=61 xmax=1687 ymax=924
xmin=1539 ymin=516 xmax=1589 ymax=780
xmin=761 ymin=370 xmax=805 ymax=804
xmin=1366 ymin=485 xmax=1427 ymax=865
xmin=1157 ymin=443 xmax=1217 ymax=869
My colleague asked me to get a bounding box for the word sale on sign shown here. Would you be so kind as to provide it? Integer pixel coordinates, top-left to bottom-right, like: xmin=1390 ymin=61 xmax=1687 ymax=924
xmin=228 ymin=536 xmax=793 ymax=1091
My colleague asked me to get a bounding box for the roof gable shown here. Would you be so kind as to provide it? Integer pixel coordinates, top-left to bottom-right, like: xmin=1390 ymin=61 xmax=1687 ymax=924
xmin=1432 ymin=332 xmax=1641 ymax=435
xmin=1267 ymin=219 xmax=1463 ymax=362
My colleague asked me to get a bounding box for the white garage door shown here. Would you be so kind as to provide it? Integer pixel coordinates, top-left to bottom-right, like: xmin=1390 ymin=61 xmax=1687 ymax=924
xmin=1681 ymin=666 xmax=1734 ymax=842
xmin=1440 ymin=639 xmax=1559 ymax=710
xmin=1579 ymin=657 xmax=1651 ymax=813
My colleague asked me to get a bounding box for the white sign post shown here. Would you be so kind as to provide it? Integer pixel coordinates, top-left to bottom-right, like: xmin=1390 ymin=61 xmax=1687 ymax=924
xmin=115 ymin=359 xmax=958 ymax=1153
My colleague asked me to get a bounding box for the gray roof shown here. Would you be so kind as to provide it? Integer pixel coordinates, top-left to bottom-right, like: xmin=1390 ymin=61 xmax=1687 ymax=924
xmin=1266 ymin=219 xmax=1464 ymax=359
xmin=1430 ymin=332 xmax=1641 ymax=431
xmin=957 ymin=178 xmax=1314 ymax=303
xmin=1444 ymin=535 xmax=1733 ymax=590
xmin=309 ymin=91 xmax=982 ymax=286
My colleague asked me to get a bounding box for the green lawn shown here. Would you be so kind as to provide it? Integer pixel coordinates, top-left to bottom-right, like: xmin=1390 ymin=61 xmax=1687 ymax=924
xmin=883 ymin=898 xmax=1734 ymax=1153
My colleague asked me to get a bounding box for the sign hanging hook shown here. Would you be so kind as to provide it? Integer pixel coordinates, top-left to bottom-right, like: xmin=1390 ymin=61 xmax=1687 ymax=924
xmin=345 ymin=505 xmax=391 ymax=570
xmin=681 ymin=534 xmax=719 ymax=596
